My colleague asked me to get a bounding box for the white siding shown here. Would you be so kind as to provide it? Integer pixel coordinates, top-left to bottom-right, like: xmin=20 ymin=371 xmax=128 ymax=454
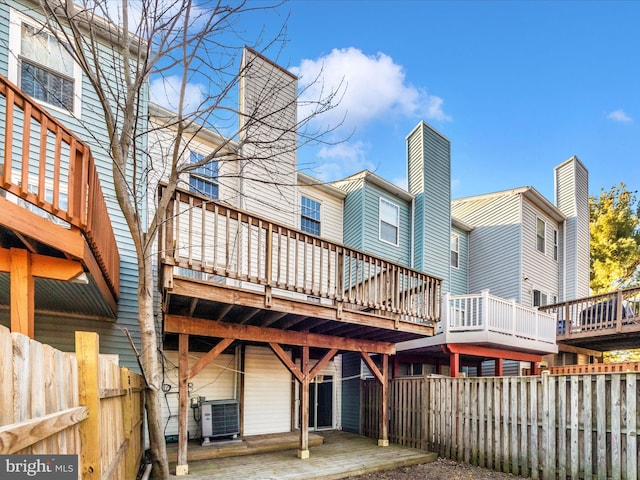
xmin=243 ymin=346 xmax=292 ymax=435
xmin=293 ymin=355 xmax=342 ymax=431
xmin=298 ymin=184 xmax=343 ymax=243
xmin=238 ymin=49 xmax=298 ymax=227
xmin=160 ymin=350 xmax=237 ymax=439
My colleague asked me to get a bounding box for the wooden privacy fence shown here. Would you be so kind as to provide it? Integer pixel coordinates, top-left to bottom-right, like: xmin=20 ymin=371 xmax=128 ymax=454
xmin=363 ymin=374 xmax=639 ymax=480
xmin=0 ymin=326 xmax=145 ymax=479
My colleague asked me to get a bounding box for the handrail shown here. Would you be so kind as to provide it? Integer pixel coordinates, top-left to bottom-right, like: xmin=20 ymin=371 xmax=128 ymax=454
xmin=159 ymin=187 xmax=442 ymax=325
xmin=0 ymin=75 xmax=119 ymax=298
xmin=443 ymin=290 xmax=557 ymax=344
xmin=539 ymin=286 xmax=640 ymax=338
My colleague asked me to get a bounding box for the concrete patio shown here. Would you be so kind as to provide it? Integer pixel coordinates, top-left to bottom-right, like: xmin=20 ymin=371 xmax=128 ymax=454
xmin=168 ymin=430 xmax=437 ymax=479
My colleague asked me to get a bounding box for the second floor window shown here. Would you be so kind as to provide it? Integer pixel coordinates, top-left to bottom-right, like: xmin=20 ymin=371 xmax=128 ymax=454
xmin=450 ymin=233 xmax=459 ymax=268
xmin=189 ymin=151 xmax=218 ymax=199
xmin=379 ymin=198 xmax=399 ymax=245
xmin=536 ymin=217 xmax=546 ymax=254
xmin=19 ymin=23 xmax=76 ymax=112
xmin=553 ymin=229 xmax=558 ymax=261
xmin=300 ymin=196 xmax=321 ymax=235
xmin=533 ymin=289 xmax=548 ymax=307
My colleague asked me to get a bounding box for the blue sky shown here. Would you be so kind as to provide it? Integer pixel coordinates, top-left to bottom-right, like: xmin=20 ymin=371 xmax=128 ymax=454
xmin=252 ymin=0 xmax=639 ymax=201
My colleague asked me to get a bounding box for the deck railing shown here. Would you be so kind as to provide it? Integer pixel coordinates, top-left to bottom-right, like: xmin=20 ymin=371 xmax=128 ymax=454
xmin=539 ymin=286 xmax=640 ymax=338
xmin=443 ymin=290 xmax=557 ymax=345
xmin=160 ymin=188 xmax=442 ymax=324
xmin=0 ymin=75 xmax=119 ymax=297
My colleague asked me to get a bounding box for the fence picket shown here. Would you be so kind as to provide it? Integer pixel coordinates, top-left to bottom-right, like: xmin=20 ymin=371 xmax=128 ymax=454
xmin=365 ymin=372 xmax=639 ymax=480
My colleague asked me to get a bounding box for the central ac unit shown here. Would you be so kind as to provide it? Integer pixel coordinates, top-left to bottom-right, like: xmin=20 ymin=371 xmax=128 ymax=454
xmin=201 ymin=399 xmax=240 ymax=444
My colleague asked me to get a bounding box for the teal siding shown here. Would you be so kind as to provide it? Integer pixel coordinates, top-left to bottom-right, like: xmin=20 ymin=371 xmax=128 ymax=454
xmin=407 ymin=122 xmax=451 ymax=291
xmin=340 ymin=178 xmax=365 ymax=249
xmin=0 ymin=2 xmax=143 ymax=371
xmin=361 ymin=183 xmax=411 ymax=266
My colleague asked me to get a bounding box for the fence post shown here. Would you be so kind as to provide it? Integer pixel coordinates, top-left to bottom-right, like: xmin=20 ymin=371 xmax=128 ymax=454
xmin=76 ymin=331 xmax=101 ymax=480
xmin=122 ymin=368 xmax=136 ymax=479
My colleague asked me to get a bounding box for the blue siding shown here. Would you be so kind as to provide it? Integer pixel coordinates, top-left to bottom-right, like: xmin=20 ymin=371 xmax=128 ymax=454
xmin=407 ymin=122 xmax=451 ymax=291
xmin=0 ymin=2 xmax=142 ymax=371
xmin=340 ymin=178 xmax=366 ymax=249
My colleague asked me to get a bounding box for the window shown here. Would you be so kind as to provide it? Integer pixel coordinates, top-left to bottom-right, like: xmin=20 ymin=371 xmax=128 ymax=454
xmin=9 ymin=11 xmax=82 ymax=116
xmin=533 ymin=289 xmax=548 ymax=307
xmin=300 ymin=196 xmax=321 ymax=235
xmin=379 ymin=198 xmax=399 ymax=245
xmin=450 ymin=233 xmax=459 ymax=268
xmin=553 ymin=229 xmax=558 ymax=261
xmin=188 ymin=151 xmax=218 ymax=199
xmin=536 ymin=217 xmax=546 ymax=253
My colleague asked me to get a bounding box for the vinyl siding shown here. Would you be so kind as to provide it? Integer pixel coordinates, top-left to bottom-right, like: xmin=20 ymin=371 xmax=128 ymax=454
xmin=161 ymin=350 xmax=237 ymax=439
xmin=297 ymin=184 xmax=343 ymax=243
xmin=243 ymin=346 xmax=292 ymax=435
xmin=521 ymin=200 xmax=560 ymax=307
xmin=341 ymin=352 xmax=362 ymax=434
xmin=407 ymin=122 xmax=451 ymax=290
xmin=337 ymin=178 xmax=365 ymax=250
xmin=0 ymin=2 xmax=142 ymax=371
xmin=238 ymin=49 xmax=297 ymax=227
xmin=361 ymin=182 xmax=411 ymax=266
xmin=450 ymin=226 xmax=469 ymax=295
xmin=554 ymin=158 xmax=590 ymax=300
xmin=453 ymin=193 xmax=521 ymax=300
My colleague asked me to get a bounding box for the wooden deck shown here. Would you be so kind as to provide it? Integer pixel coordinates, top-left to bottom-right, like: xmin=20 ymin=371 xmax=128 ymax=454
xmin=168 ymin=431 xmax=437 ymax=479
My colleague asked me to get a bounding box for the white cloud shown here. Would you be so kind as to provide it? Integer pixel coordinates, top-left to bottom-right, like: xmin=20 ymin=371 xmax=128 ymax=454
xmin=303 ymin=140 xmax=377 ymax=181
xmin=607 ymin=109 xmax=632 ymax=123
xmin=292 ymin=47 xmax=451 ymax=133
xmin=150 ymin=76 xmax=206 ymax=114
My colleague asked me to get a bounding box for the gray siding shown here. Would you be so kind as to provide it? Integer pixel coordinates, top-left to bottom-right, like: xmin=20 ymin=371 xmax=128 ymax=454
xmin=0 ymin=2 xmax=142 ymax=371
xmin=341 ymin=352 xmax=362 ymax=434
xmin=407 ymin=122 xmax=451 ymax=291
xmin=521 ymin=200 xmax=560 ymax=307
xmin=453 ymin=193 xmax=521 ymax=300
xmin=555 ymin=157 xmax=590 ymax=300
xmin=450 ymin=225 xmax=469 ymax=295
xmin=338 ymin=178 xmax=366 ymax=249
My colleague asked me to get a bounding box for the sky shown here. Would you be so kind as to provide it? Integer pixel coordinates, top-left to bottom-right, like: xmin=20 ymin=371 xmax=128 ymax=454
xmin=247 ymin=0 xmax=640 ymax=202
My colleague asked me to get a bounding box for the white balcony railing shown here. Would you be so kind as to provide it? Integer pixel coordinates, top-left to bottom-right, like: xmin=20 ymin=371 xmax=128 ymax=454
xmin=443 ymin=290 xmax=557 ymax=345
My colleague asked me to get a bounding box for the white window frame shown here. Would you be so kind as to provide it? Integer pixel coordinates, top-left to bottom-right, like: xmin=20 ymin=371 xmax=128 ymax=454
xmin=536 ymin=217 xmax=546 ymax=254
xmin=300 ymin=195 xmax=321 ymax=236
xmin=533 ymin=289 xmax=550 ymax=307
xmin=188 ymin=150 xmax=219 ymax=200
xmin=379 ymin=197 xmax=399 ymax=246
xmin=450 ymin=233 xmax=459 ymax=269
xmin=8 ymin=9 xmax=83 ymax=118
xmin=553 ymin=228 xmax=558 ymax=261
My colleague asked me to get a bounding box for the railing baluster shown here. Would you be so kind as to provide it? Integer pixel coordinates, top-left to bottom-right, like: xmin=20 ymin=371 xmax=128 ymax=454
xmin=2 ymin=88 xmax=14 ymax=188
xmin=20 ymin=102 xmax=32 ymax=196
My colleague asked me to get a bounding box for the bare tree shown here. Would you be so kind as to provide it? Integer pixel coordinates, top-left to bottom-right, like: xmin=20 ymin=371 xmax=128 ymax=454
xmin=35 ymin=1 xmax=340 ymax=477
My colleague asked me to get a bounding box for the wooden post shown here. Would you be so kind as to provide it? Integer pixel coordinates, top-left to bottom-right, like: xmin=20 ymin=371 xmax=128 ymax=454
xmin=298 ymin=345 xmax=310 ymax=459
xmin=450 ymin=352 xmax=460 ymax=378
xmin=10 ymin=248 xmax=34 ymax=338
xmin=76 ymin=331 xmax=101 ymax=479
xmin=495 ymin=358 xmax=503 ymax=377
xmin=121 ymin=368 xmax=136 ymax=480
xmin=379 ymin=353 xmax=389 ymax=446
xmin=176 ymin=334 xmax=189 ymax=475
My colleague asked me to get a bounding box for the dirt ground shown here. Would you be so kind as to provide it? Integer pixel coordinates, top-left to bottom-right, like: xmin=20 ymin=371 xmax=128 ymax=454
xmin=347 ymin=458 xmax=532 ymax=480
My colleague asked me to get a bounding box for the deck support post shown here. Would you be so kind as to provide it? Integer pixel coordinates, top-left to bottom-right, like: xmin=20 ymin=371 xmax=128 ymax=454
xmin=378 ymin=353 xmax=389 ymax=446
xmin=450 ymin=352 xmax=460 ymax=378
xmin=495 ymin=358 xmax=503 ymax=377
xmin=9 ymin=248 xmax=34 ymax=338
xmin=176 ymin=333 xmax=189 ymax=475
xmin=298 ymin=345 xmax=310 ymax=459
